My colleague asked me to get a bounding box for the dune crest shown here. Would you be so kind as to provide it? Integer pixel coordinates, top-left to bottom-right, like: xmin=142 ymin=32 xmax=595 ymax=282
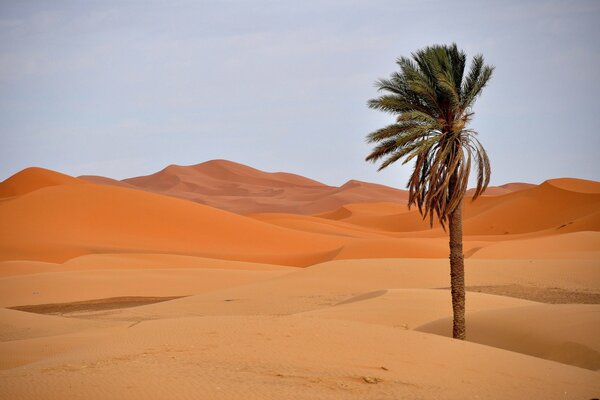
xmin=0 ymin=167 xmax=84 ymax=198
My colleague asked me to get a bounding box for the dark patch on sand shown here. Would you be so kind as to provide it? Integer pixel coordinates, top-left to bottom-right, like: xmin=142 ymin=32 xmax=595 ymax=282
xmin=464 ymin=285 xmax=600 ymax=304
xmin=9 ymin=296 xmax=186 ymax=315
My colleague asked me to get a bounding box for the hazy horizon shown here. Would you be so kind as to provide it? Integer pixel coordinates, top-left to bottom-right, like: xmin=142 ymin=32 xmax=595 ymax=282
xmin=1 ymin=0 xmax=599 ymax=188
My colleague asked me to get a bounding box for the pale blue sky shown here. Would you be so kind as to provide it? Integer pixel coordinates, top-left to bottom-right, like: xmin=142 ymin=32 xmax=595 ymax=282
xmin=1 ymin=0 xmax=599 ymax=187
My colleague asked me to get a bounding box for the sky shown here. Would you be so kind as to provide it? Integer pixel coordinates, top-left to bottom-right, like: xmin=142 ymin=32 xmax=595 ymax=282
xmin=1 ymin=0 xmax=599 ymax=188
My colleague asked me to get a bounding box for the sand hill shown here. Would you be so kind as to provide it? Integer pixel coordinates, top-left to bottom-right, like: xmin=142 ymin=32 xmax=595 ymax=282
xmin=1 ymin=162 xmax=599 ymax=399
xmin=79 ymin=159 xmax=533 ymax=215
xmin=0 ymin=167 xmax=85 ymax=198
xmin=114 ymin=160 xmax=411 ymax=214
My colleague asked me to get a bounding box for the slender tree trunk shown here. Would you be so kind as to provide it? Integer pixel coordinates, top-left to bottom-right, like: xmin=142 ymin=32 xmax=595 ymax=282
xmin=449 ymin=199 xmax=466 ymax=340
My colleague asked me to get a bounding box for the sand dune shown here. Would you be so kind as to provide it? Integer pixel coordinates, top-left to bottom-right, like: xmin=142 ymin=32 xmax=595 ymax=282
xmin=82 ymin=161 xmax=536 ymax=215
xmin=80 ymin=160 xmax=410 ymax=214
xmin=2 ymin=314 xmax=599 ymax=400
xmin=0 ymin=254 xmax=293 ymax=278
xmin=465 ymin=182 xmax=534 ymax=196
xmin=0 ymin=167 xmax=84 ymax=198
xmin=77 ymin=175 xmax=138 ymax=189
xmin=0 ymin=308 xmax=112 ymax=342
xmin=1 ymin=257 xmax=599 ymax=399
xmin=0 ymin=183 xmax=348 ymax=265
xmin=547 ymin=177 xmax=600 ymax=194
xmin=91 ymin=258 xmax=600 ymax=322
xmin=471 ymin=231 xmax=600 ymax=259
xmin=0 ymin=268 xmax=290 ymax=308
xmin=1 ymin=163 xmax=599 ymax=399
xmin=417 ymin=304 xmax=600 ymax=370
xmin=299 ymin=288 xmax=537 ymax=329
xmin=314 ymin=178 xmax=600 ymax=236
xmin=0 ymin=173 xmax=508 ymax=266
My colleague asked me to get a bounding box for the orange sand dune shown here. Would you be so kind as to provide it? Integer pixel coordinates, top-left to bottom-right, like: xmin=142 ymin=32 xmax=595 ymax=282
xmin=78 ymin=175 xmax=138 ymax=189
xmin=0 ymin=183 xmax=346 ymax=265
xmin=0 ymin=170 xmax=482 ymax=265
xmin=471 ymin=231 xmax=600 ymax=259
xmin=84 ymin=160 xmax=534 ymax=215
xmin=0 ymin=254 xmax=293 ymax=278
xmin=80 ymin=160 xmax=410 ymax=214
xmin=0 ymin=181 xmax=454 ymax=265
xmin=2 ymin=166 xmax=599 ymax=267
xmin=461 ymin=179 xmax=600 ymax=235
xmin=0 ymin=167 xmax=84 ymax=198
xmin=314 ymin=178 xmax=600 ymax=236
xmin=250 ymin=211 xmax=396 ymax=238
xmin=465 ymin=182 xmax=534 ymax=196
xmin=2 ymin=163 xmax=600 ymax=399
xmin=547 ymin=177 xmax=600 ymax=193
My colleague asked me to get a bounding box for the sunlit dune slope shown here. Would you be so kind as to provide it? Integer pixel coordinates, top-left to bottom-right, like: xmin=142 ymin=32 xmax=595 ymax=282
xmin=2 ymin=165 xmax=599 ymax=266
xmin=2 ymin=314 xmax=598 ymax=400
xmin=0 ymin=183 xmax=347 ymax=266
xmin=461 ymin=178 xmax=600 ymax=234
xmin=0 ymin=254 xmax=293 ymax=278
xmin=0 ymin=308 xmax=111 ymax=342
xmin=0 ymin=168 xmax=461 ymax=265
xmin=314 ymin=178 xmax=600 ymax=235
xmin=465 ymin=182 xmax=534 ymax=196
xmin=0 ymin=167 xmax=84 ymax=198
xmin=547 ymin=177 xmax=600 ymax=194
xmin=78 ymin=175 xmax=138 ymax=189
xmin=471 ymin=231 xmax=600 ymax=259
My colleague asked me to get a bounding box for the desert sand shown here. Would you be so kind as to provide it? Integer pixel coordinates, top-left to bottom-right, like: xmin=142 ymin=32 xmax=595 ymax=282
xmin=1 ymin=162 xmax=599 ymax=399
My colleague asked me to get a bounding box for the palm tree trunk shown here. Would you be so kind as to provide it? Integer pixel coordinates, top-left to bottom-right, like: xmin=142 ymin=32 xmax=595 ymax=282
xmin=449 ymin=199 xmax=466 ymax=340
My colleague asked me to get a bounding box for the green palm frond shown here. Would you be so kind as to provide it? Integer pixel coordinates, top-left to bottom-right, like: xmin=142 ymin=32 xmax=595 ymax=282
xmin=365 ymin=43 xmax=494 ymax=227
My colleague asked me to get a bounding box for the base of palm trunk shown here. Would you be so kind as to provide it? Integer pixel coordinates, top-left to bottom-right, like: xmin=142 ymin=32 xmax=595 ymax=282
xmin=449 ymin=203 xmax=466 ymax=340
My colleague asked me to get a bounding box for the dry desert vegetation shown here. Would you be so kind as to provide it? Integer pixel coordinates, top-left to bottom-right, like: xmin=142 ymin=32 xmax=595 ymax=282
xmin=0 ymin=159 xmax=599 ymax=399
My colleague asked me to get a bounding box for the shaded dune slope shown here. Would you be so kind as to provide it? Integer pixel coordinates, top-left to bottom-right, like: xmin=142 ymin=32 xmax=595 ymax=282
xmin=85 ymin=160 xmax=411 ymax=214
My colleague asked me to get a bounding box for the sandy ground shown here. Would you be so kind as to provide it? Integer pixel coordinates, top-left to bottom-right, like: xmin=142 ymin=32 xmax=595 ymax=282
xmin=1 ymin=258 xmax=599 ymax=399
xmin=0 ymin=165 xmax=599 ymax=399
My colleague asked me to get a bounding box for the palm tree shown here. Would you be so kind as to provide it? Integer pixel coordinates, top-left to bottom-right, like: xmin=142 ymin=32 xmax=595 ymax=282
xmin=365 ymin=44 xmax=494 ymax=340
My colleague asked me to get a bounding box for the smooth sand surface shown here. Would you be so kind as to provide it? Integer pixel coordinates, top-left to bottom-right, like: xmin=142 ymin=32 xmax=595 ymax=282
xmin=1 ymin=164 xmax=599 ymax=398
xmin=0 ymin=254 xmax=294 ymax=278
xmin=417 ymin=304 xmax=600 ymax=369
xmin=1 ymin=258 xmax=599 ymax=399
xmin=2 ymin=315 xmax=599 ymax=400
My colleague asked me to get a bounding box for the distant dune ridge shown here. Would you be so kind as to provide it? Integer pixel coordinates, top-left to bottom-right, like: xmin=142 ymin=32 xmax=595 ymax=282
xmin=78 ymin=159 xmax=533 ymax=214
xmin=1 ymin=161 xmax=599 ymax=399
xmin=81 ymin=159 xmax=411 ymax=214
xmin=1 ymin=161 xmax=599 ymax=266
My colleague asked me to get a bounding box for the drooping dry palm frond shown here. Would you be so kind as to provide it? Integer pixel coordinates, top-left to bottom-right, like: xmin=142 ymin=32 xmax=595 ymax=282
xmin=366 ymin=44 xmax=493 ymax=228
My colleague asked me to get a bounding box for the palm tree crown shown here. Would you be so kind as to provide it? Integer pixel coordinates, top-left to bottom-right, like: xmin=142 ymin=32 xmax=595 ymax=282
xmin=366 ymin=43 xmax=494 ymax=227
